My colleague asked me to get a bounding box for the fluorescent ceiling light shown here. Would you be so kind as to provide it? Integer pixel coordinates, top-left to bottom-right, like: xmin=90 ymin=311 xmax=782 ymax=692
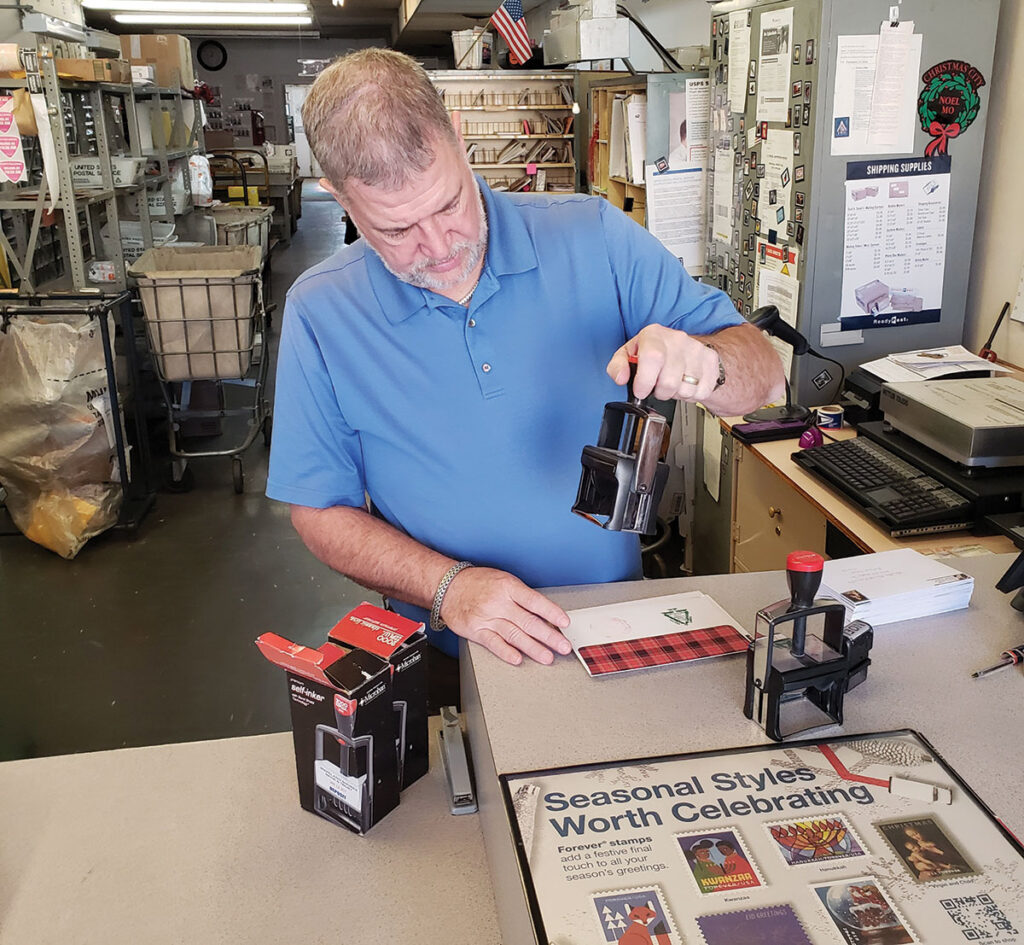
xmin=86 ymin=0 xmax=308 ymax=10
xmin=114 ymin=12 xmax=312 ymax=22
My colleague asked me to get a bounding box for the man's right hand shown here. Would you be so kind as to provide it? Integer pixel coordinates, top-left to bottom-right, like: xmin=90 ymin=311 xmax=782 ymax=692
xmin=440 ymin=567 xmax=572 ymax=666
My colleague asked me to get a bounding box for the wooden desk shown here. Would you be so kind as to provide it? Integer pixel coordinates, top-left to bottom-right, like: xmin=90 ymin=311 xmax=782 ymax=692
xmin=713 ymin=421 xmax=1017 ymax=573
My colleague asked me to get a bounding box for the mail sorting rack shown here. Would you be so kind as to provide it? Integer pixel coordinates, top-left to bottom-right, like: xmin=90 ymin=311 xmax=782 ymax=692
xmin=430 ymin=71 xmax=578 ymax=194
xmin=129 ymin=245 xmax=271 ymax=493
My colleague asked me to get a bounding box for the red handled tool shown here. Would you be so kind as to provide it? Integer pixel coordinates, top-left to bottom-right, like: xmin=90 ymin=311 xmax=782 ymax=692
xmin=971 ymin=643 xmax=1024 ymax=679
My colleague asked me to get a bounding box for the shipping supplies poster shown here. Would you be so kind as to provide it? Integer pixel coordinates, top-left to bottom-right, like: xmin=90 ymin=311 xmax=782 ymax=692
xmin=503 ymin=731 xmax=1023 ymax=945
xmin=839 ymin=155 xmax=951 ymax=331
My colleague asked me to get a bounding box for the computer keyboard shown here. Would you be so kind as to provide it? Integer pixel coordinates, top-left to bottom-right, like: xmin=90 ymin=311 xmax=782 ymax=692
xmin=792 ymin=436 xmax=973 ymax=537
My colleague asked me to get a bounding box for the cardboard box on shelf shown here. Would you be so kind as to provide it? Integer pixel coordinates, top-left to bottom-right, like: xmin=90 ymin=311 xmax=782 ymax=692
xmin=107 ymin=59 xmax=132 ymax=83
xmin=55 ymin=58 xmax=132 ymax=83
xmin=119 ymin=34 xmax=194 ymax=89
xmin=131 ymin=64 xmax=156 ymax=85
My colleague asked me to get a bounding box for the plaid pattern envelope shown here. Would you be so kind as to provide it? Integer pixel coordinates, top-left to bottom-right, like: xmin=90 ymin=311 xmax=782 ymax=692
xmin=578 ymin=625 xmax=748 ymax=676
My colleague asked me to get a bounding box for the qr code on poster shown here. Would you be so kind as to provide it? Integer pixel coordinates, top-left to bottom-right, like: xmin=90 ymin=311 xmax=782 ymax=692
xmin=940 ymin=894 xmax=1019 ymax=940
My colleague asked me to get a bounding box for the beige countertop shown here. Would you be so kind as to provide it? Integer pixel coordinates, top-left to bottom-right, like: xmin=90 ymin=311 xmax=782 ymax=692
xmin=465 ymin=554 xmax=1024 ymax=841
xmin=0 ymin=719 xmax=500 ymax=945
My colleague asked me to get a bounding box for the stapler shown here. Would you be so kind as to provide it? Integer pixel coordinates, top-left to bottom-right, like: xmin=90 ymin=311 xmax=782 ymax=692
xmin=572 ymin=356 xmax=670 ymax=535
xmin=744 ymin=551 xmax=873 ymax=742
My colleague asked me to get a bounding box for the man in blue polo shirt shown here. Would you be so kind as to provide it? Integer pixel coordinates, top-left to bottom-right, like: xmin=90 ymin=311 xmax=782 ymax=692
xmin=267 ymin=50 xmax=784 ymax=666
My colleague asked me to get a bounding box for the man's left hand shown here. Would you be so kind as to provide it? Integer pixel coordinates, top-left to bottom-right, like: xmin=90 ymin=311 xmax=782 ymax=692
xmin=607 ymin=324 xmax=720 ymax=402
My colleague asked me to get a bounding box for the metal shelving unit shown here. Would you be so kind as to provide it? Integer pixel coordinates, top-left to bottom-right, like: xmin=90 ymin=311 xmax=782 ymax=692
xmin=0 ymin=46 xmax=149 ymax=293
xmin=133 ymin=78 xmax=204 ymax=225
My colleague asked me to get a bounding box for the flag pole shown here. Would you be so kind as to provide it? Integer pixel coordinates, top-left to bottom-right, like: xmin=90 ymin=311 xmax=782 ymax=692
xmin=454 ymin=27 xmax=489 ymax=69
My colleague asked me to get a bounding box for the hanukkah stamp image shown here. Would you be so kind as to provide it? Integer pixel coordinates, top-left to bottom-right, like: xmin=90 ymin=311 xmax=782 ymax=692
xmin=764 ymin=813 xmax=869 ymax=866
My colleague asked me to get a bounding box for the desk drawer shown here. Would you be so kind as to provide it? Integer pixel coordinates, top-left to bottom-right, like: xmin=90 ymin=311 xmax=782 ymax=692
xmin=732 ymin=443 xmax=827 ymax=572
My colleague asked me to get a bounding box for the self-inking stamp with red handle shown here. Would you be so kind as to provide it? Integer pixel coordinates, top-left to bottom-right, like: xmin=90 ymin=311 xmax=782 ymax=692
xmin=744 ymin=551 xmax=874 ymax=741
xmin=572 ymin=356 xmax=670 ymax=535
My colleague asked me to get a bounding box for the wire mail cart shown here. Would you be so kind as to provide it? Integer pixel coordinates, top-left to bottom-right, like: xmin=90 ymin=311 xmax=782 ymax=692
xmin=130 ymin=245 xmax=271 ymax=493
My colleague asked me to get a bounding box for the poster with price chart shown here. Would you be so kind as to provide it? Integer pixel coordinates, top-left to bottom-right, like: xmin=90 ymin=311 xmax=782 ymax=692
xmin=502 ymin=730 xmax=1023 ymax=945
xmin=839 ymin=155 xmax=951 ymax=331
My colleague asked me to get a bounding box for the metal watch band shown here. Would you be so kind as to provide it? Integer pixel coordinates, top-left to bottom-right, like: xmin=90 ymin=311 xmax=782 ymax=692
xmin=430 ymin=561 xmax=474 ymax=631
xmin=704 ymin=343 xmax=727 ymax=389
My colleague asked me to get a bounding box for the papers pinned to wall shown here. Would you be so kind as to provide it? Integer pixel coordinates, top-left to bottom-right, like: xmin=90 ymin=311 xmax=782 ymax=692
xmin=831 ymin=22 xmax=922 ymax=156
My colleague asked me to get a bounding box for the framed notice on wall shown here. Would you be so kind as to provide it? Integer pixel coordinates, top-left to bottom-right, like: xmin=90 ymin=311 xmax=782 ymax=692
xmin=502 ymin=730 xmax=1023 ymax=945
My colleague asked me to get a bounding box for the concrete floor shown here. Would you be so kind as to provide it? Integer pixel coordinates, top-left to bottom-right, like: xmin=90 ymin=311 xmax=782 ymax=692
xmin=0 ymin=183 xmax=458 ymax=762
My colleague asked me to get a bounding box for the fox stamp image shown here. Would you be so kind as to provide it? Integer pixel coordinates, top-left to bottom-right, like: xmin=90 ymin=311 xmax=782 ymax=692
xmin=592 ymin=886 xmax=680 ymax=945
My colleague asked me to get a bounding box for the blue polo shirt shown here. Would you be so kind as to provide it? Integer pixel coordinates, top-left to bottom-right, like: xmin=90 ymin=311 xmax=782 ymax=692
xmin=268 ymin=180 xmax=742 ymax=654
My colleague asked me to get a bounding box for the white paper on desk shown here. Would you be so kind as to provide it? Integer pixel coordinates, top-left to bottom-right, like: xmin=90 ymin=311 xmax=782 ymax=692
xmin=728 ymin=11 xmax=752 ymax=113
xmin=820 ymin=548 xmax=973 ymax=626
xmin=860 ymin=345 xmax=1009 ymax=382
xmin=701 ymin=406 xmax=722 ymax=501
xmin=647 ymin=164 xmax=705 ymax=275
xmin=756 ymin=6 xmax=793 ymax=124
xmin=564 ymin=591 xmax=750 ymax=677
xmin=822 ymin=548 xmax=963 ymax=597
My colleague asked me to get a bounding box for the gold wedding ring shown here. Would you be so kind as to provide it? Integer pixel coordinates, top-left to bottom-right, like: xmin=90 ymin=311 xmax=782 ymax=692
xmin=682 ymin=373 xmax=700 ymax=385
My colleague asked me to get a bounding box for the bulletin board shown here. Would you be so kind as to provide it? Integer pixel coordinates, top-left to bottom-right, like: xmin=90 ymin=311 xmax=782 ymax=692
xmin=502 ymin=730 xmax=1024 ymax=945
xmin=705 ymin=0 xmax=822 ymax=383
xmin=703 ymin=0 xmax=1001 ymax=406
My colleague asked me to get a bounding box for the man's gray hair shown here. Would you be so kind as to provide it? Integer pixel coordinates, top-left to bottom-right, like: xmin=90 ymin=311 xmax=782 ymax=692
xmin=302 ymin=48 xmax=458 ymax=193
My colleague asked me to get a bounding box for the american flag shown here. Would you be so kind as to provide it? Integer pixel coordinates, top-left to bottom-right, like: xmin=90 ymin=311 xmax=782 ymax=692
xmin=491 ymin=0 xmax=533 ymax=65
